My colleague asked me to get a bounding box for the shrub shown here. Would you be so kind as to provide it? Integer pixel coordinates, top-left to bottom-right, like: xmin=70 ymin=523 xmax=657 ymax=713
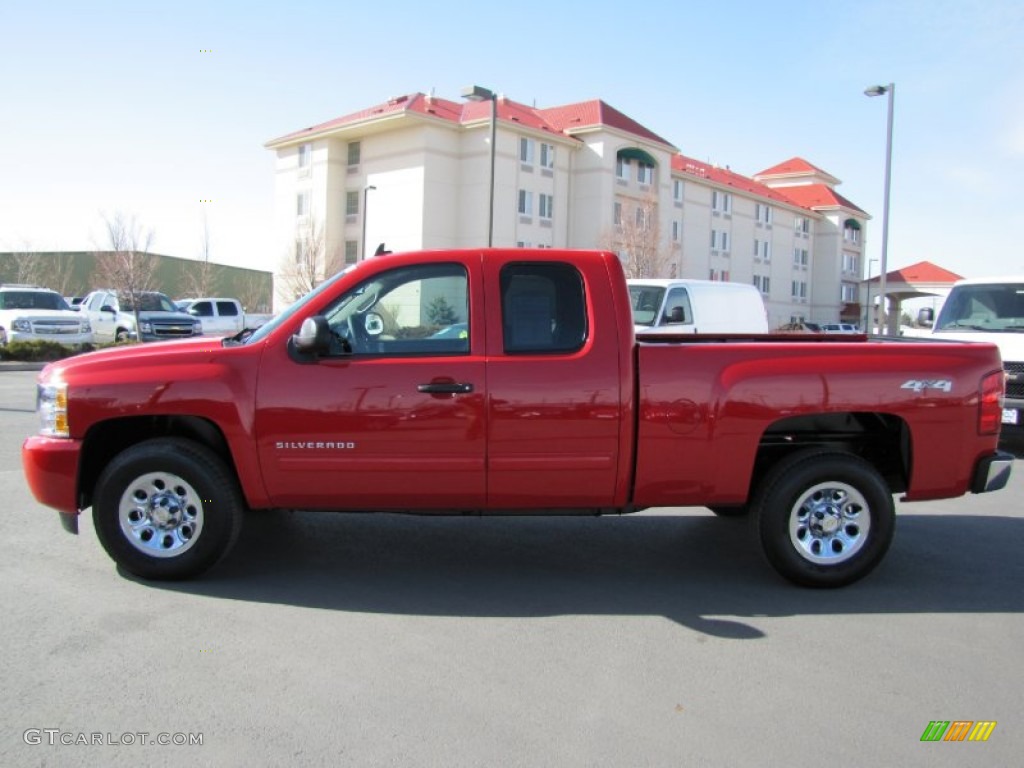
xmin=0 ymin=340 xmax=95 ymax=362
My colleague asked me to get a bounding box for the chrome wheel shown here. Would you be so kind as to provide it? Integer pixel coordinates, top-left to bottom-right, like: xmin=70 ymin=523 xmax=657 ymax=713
xmin=118 ymin=472 xmax=204 ymax=558
xmin=788 ymin=481 xmax=870 ymax=565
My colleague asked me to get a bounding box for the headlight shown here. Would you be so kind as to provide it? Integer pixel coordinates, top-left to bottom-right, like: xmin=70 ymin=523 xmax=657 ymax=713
xmin=140 ymin=321 xmax=152 ymax=333
xmin=194 ymin=321 xmax=203 ymax=334
xmin=13 ymin=319 xmax=32 ymax=332
xmin=81 ymin=320 xmax=92 ymax=333
xmin=38 ymin=382 xmax=69 ymax=438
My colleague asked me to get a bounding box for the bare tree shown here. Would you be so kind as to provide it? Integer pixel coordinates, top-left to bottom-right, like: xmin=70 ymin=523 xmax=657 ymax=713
xmin=10 ymin=247 xmax=46 ymax=286
xmin=238 ymin=272 xmax=270 ymax=315
xmin=184 ymin=212 xmax=217 ymax=298
xmin=48 ymin=254 xmax=79 ymax=298
xmin=599 ymin=193 xmax=671 ymax=279
xmin=94 ymin=212 xmax=157 ymax=338
xmin=276 ymin=215 xmax=343 ymax=303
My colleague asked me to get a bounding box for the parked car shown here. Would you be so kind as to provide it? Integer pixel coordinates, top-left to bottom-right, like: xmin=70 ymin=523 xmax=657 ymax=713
xmin=819 ymin=323 xmax=861 ymax=334
xmin=924 ymin=276 xmax=1024 ymax=436
xmin=64 ymin=296 xmax=85 ymax=311
xmin=628 ymin=279 xmax=769 ymax=334
xmin=80 ymin=290 xmax=202 ymax=343
xmin=0 ymin=284 xmax=93 ymax=347
xmin=23 ymin=248 xmax=1012 ymax=588
xmin=175 ymin=297 xmax=245 ymax=336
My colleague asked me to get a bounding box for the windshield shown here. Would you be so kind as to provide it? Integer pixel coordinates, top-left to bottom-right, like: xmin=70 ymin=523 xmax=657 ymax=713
xmin=119 ymin=292 xmax=177 ymax=312
xmin=628 ymin=285 xmax=665 ymax=326
xmin=934 ymin=283 xmax=1024 ymax=332
xmin=0 ymin=291 xmax=69 ymax=310
xmin=242 ymin=265 xmax=357 ymax=345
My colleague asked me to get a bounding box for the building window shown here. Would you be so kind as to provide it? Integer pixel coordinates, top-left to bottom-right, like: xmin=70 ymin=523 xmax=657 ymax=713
xmin=616 ymin=156 xmax=629 ymax=181
xmin=753 ymin=275 xmax=770 ymax=294
xmin=755 ymin=203 xmax=772 ymax=225
xmin=673 ymin=179 xmax=684 ymax=202
xmin=841 ymin=282 xmax=858 ymax=303
xmin=637 ymin=162 xmax=654 ymax=185
xmin=345 ymin=240 xmax=358 ymax=264
xmin=711 ymin=229 xmax=729 ymax=252
xmin=296 ymin=192 xmax=310 ymax=217
xmin=346 ymin=191 xmax=359 ymax=216
xmin=520 ymin=137 xmax=535 ymax=165
xmin=671 ymin=221 xmax=680 ymax=242
xmin=843 ymin=220 xmax=861 ymax=244
xmin=635 ymin=207 xmax=648 ymax=229
xmin=540 ymin=143 xmax=555 ymax=169
xmin=613 ymin=202 xmax=622 ymax=226
xmin=298 ymin=144 xmax=310 ymax=169
xmin=794 ymin=216 xmax=811 ymax=234
xmin=842 ymin=252 xmax=859 ymax=273
xmin=792 ymin=280 xmax=808 ymax=300
xmin=518 ymin=189 xmax=533 ymax=215
xmin=347 ymin=141 xmax=361 ymax=167
xmin=539 ymin=193 xmax=553 ymax=220
xmin=712 ymin=190 xmax=731 ymax=214
xmin=761 ymin=240 xmax=771 ymax=261
xmin=294 ymin=240 xmax=303 ymax=263
xmin=793 ymin=248 xmax=809 ymax=267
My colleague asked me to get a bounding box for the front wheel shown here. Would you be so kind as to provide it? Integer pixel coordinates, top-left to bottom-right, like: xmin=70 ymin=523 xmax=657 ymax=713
xmin=92 ymin=438 xmax=244 ymax=580
xmin=753 ymin=450 xmax=894 ymax=588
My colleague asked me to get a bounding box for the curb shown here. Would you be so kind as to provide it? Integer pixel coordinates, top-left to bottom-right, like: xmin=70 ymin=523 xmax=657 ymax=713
xmin=0 ymin=362 xmax=48 ymax=372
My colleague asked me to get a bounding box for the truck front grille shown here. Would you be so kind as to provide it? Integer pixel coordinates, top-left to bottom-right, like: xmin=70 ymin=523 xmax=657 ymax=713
xmin=30 ymin=320 xmax=82 ymax=335
xmin=150 ymin=323 xmax=197 ymax=338
xmin=1006 ymin=361 xmax=1024 ymax=399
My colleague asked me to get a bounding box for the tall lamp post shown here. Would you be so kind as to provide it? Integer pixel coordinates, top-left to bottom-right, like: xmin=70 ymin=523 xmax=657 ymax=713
xmin=864 ymin=258 xmax=878 ymax=332
xmin=461 ymin=85 xmax=497 ymax=247
xmin=361 ymin=184 xmax=376 ymax=260
xmin=864 ymin=82 xmax=895 ymax=335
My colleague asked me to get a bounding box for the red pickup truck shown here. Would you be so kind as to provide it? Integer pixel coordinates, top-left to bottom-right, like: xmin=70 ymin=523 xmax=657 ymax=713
xmin=22 ymin=249 xmax=1013 ymax=587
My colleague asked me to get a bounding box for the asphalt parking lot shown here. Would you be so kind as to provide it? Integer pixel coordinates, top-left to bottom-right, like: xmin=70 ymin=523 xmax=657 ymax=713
xmin=1 ymin=368 xmax=1022 ymax=767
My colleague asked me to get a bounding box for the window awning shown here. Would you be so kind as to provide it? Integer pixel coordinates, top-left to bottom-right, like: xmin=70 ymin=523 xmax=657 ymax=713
xmin=617 ymin=147 xmax=657 ymax=166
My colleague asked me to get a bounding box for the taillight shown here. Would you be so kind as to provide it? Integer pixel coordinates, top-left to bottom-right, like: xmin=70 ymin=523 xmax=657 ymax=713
xmin=978 ymin=371 xmax=1005 ymax=436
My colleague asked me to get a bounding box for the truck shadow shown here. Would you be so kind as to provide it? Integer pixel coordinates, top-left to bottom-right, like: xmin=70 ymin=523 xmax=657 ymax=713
xmin=145 ymin=509 xmax=1024 ymax=639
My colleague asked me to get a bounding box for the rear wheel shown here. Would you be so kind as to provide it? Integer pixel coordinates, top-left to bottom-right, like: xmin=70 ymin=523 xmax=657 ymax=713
xmin=92 ymin=438 xmax=244 ymax=580
xmin=753 ymin=450 xmax=894 ymax=587
xmin=115 ymin=327 xmax=131 ymax=343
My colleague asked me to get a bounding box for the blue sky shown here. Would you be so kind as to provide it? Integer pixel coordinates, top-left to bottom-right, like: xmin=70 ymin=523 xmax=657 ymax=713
xmin=2 ymin=0 xmax=1022 ymax=279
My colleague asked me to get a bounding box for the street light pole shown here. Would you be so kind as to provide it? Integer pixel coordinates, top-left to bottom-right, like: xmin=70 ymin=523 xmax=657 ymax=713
xmin=865 ymin=82 xmax=895 ymax=335
xmin=864 ymin=258 xmax=878 ymax=332
xmin=361 ymin=184 xmax=376 ymax=260
xmin=461 ymin=85 xmax=497 ymax=247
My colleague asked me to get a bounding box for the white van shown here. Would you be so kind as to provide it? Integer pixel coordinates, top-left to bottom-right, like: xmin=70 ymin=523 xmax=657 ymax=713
xmin=628 ymin=279 xmax=769 ymax=335
xmin=925 ymin=276 xmax=1024 ymax=433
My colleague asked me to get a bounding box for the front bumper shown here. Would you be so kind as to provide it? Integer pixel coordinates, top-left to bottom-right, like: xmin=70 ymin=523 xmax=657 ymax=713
xmin=22 ymin=436 xmax=83 ymax=517
xmin=971 ymin=450 xmax=1014 ymax=494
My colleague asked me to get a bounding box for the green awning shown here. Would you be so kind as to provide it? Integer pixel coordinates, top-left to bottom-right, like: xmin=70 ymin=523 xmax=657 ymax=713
xmin=617 ymin=147 xmax=657 ymax=166
xmin=844 ymin=218 xmax=861 ymax=230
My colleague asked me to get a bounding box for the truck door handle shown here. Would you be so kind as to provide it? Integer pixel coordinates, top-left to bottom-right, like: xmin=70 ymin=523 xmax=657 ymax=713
xmin=417 ymin=382 xmax=474 ymax=394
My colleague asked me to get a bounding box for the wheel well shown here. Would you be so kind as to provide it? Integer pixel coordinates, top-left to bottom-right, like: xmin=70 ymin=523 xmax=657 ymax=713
xmin=77 ymin=416 xmax=236 ymax=510
xmin=752 ymin=412 xmax=909 ymax=497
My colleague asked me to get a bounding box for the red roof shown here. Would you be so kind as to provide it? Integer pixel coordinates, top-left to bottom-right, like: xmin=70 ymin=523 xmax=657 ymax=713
xmin=539 ymin=100 xmax=673 ymax=147
xmin=775 ymin=184 xmax=867 ymax=215
xmin=267 ymin=92 xmax=673 ymax=148
xmin=756 ymin=157 xmax=833 ymax=177
xmin=671 ymin=154 xmax=799 ymax=207
xmin=868 ymin=261 xmax=963 ymax=285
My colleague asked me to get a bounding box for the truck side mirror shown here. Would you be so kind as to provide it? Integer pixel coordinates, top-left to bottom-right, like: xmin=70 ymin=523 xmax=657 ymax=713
xmin=101 ymin=305 xmax=116 ymax=314
xmin=917 ymin=307 xmax=934 ymax=327
xmin=667 ymin=306 xmax=685 ymax=324
xmin=293 ymin=316 xmax=332 ymax=356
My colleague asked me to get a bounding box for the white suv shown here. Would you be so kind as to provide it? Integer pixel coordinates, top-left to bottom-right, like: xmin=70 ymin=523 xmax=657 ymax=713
xmin=0 ymin=285 xmax=93 ymax=347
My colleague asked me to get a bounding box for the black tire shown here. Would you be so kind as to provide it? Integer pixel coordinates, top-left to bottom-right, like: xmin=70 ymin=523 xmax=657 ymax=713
xmin=753 ymin=450 xmax=894 ymax=588
xmin=707 ymin=505 xmax=748 ymax=518
xmin=115 ymin=328 xmax=131 ymax=343
xmin=92 ymin=438 xmax=244 ymax=580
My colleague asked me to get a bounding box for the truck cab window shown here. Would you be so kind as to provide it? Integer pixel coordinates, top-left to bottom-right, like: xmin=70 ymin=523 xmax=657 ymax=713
xmin=321 ymin=263 xmax=469 ymax=356
xmin=500 ymin=262 xmax=587 ymax=354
